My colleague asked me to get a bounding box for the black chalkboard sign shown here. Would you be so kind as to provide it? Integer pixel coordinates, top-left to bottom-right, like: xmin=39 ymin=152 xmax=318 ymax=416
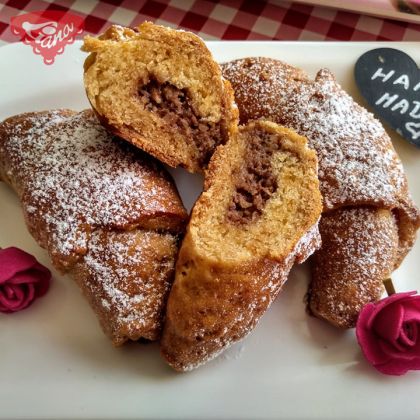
xmin=355 ymin=48 xmax=420 ymax=149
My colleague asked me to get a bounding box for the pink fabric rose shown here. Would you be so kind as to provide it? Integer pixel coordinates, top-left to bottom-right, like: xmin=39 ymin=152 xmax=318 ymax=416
xmin=356 ymin=291 xmax=420 ymax=376
xmin=0 ymin=247 xmax=51 ymax=313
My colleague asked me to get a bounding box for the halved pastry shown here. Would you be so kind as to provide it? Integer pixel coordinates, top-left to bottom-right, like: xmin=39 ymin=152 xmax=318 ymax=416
xmin=0 ymin=110 xmax=187 ymax=345
xmin=222 ymin=57 xmax=420 ymax=328
xmin=82 ymin=22 xmax=238 ymax=173
xmin=160 ymin=120 xmax=322 ymax=371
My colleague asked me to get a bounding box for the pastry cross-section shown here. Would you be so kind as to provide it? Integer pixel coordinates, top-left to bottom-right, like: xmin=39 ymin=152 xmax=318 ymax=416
xmin=82 ymin=22 xmax=238 ymax=173
xmin=222 ymin=57 xmax=420 ymax=328
xmin=160 ymin=120 xmax=322 ymax=371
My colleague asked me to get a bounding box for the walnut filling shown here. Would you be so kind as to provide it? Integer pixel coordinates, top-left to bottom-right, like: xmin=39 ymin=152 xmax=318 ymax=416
xmin=138 ymin=79 xmax=223 ymax=166
xmin=227 ymin=131 xmax=281 ymax=224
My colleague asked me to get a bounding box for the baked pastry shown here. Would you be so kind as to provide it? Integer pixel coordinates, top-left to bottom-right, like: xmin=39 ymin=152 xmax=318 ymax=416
xmin=0 ymin=110 xmax=187 ymax=344
xmin=161 ymin=120 xmax=322 ymax=371
xmin=82 ymin=22 xmax=238 ymax=173
xmin=222 ymin=57 xmax=420 ymax=328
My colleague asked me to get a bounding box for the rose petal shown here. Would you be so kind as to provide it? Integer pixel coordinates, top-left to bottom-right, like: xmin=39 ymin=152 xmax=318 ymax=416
xmin=356 ymin=291 xmax=420 ymax=376
xmin=29 ymin=266 xmax=51 ymax=297
xmin=372 ymin=298 xmax=420 ymax=351
xmin=5 ymin=284 xmax=17 ymax=299
xmin=375 ymin=356 xmax=420 ymax=376
xmin=0 ymin=289 xmax=13 ymax=311
xmin=372 ymin=303 xmax=404 ymax=343
xmin=0 ymin=283 xmax=37 ymax=312
xmin=0 ymin=284 xmax=23 ymax=311
xmin=7 ymin=271 xmax=40 ymax=285
xmin=0 ymin=247 xmax=39 ymax=283
xmin=378 ymin=338 xmax=420 ymax=360
xmin=19 ymin=283 xmax=36 ymax=310
xmin=356 ymin=303 xmax=392 ymax=366
xmin=400 ymin=300 xmax=420 ymax=323
xmin=0 ymin=247 xmax=52 ymax=314
xmin=366 ymin=292 xmax=417 ymax=330
xmin=398 ymin=321 xmax=417 ymax=347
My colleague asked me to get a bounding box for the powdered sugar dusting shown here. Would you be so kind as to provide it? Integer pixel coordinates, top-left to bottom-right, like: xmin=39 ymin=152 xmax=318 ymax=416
xmin=1 ymin=110 xmax=182 ymax=269
xmin=222 ymin=58 xmax=410 ymax=211
xmin=222 ymin=57 xmax=420 ymax=329
xmin=311 ymin=207 xmax=399 ymax=326
xmin=80 ymin=229 xmax=178 ymax=342
xmin=1 ymin=109 xmax=186 ymax=342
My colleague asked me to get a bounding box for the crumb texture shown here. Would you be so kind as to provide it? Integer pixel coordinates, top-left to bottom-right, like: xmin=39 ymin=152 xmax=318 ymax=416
xmin=138 ymin=78 xmax=222 ymax=166
xmin=83 ymin=22 xmax=238 ymax=172
xmin=227 ymin=130 xmax=282 ymax=224
xmin=222 ymin=58 xmax=418 ymax=214
xmin=161 ymin=120 xmax=323 ymax=371
xmin=222 ymin=57 xmax=420 ymax=328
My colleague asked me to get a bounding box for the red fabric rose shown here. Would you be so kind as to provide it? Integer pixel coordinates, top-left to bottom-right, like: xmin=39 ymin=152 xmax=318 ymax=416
xmin=0 ymin=247 xmax=51 ymax=313
xmin=356 ymin=291 xmax=420 ymax=376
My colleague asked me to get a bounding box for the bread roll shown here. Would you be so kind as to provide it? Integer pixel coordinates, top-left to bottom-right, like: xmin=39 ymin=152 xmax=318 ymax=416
xmin=0 ymin=109 xmax=187 ymax=344
xmin=222 ymin=57 xmax=420 ymax=327
xmin=161 ymin=120 xmax=322 ymax=370
xmin=82 ymin=22 xmax=238 ymax=173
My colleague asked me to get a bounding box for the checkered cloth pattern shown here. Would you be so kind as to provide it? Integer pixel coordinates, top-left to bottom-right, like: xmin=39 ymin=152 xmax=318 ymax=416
xmin=1 ymin=0 xmax=420 ymax=47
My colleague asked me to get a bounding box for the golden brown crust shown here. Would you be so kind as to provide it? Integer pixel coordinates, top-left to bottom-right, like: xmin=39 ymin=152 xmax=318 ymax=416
xmin=72 ymin=228 xmax=179 ymax=345
xmin=222 ymin=57 xmax=420 ymax=328
xmin=82 ymin=22 xmax=238 ymax=173
xmin=0 ymin=110 xmax=76 ymax=190
xmin=0 ymin=110 xmax=188 ymax=344
xmin=222 ymin=58 xmax=417 ymax=215
xmin=161 ymin=121 xmax=322 ymax=371
xmin=308 ymin=207 xmax=399 ymax=328
xmin=162 ymin=256 xmax=293 ymax=371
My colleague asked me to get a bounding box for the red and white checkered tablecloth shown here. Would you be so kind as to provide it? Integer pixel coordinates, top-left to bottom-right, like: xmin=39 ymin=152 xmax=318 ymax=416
xmin=0 ymin=0 xmax=420 ymax=47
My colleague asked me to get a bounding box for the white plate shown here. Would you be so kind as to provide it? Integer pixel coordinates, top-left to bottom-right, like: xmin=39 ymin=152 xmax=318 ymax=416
xmin=1 ymin=41 xmax=420 ymax=420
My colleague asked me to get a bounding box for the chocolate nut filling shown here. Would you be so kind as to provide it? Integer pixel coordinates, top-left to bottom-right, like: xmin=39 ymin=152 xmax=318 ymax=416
xmin=138 ymin=79 xmax=224 ymax=166
xmin=227 ymin=131 xmax=282 ymax=224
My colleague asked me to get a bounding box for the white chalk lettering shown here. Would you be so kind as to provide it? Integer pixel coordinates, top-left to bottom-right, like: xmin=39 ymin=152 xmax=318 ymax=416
xmin=406 ymin=122 xmax=420 ymax=140
xmin=414 ymin=82 xmax=420 ymax=92
xmin=393 ymin=74 xmax=410 ymax=90
xmin=376 ymin=93 xmax=398 ymax=108
xmin=371 ymin=67 xmax=395 ymax=82
xmin=391 ymin=99 xmax=409 ymax=114
xmin=410 ymin=101 xmax=420 ymax=119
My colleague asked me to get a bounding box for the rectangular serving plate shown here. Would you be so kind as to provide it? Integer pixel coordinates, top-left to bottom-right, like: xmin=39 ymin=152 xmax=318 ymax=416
xmin=0 ymin=41 xmax=419 ymax=420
